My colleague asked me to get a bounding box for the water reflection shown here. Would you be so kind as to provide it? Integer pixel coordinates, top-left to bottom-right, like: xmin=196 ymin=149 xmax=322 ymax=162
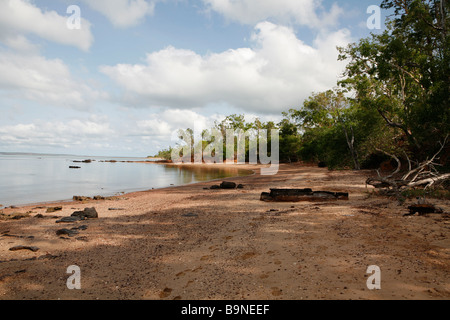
xmin=161 ymin=165 xmax=251 ymax=185
xmin=0 ymin=154 xmax=252 ymax=207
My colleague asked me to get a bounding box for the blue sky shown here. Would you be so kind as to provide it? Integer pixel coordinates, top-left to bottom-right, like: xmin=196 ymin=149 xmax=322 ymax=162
xmin=0 ymin=0 xmax=391 ymax=157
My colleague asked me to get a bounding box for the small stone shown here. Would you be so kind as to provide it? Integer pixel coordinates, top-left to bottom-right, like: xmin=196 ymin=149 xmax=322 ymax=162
xmin=56 ymin=216 xmax=82 ymax=223
xmin=46 ymin=206 xmax=62 ymax=213
xmin=56 ymin=229 xmax=79 ymax=237
xmin=9 ymin=246 xmax=39 ymax=252
xmin=181 ymin=213 xmax=198 ymax=218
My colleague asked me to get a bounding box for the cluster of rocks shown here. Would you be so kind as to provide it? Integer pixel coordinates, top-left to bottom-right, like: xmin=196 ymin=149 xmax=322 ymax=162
xmin=55 ymin=207 xmax=97 ymax=240
xmin=73 ymin=195 xmax=114 ymax=201
xmin=206 ymin=181 xmax=245 ymax=190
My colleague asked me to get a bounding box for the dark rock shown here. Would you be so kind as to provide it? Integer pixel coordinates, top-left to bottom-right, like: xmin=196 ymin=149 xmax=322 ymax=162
xmin=260 ymin=192 xmax=272 ymax=201
xmin=405 ymin=204 xmax=444 ymax=216
xmin=237 ymin=184 xmax=244 ymax=189
xmin=181 ymin=213 xmax=198 ymax=218
xmin=9 ymin=246 xmax=39 ymax=252
xmin=220 ymin=181 xmax=237 ymax=189
xmin=73 ymin=225 xmax=88 ymax=231
xmin=56 ymin=229 xmax=79 ymax=237
xmin=69 ymin=166 xmax=81 ymax=169
xmin=71 ymin=207 xmax=98 ymax=219
xmin=56 ymin=216 xmax=83 ymax=223
xmin=210 ymin=185 xmax=221 ymax=190
xmin=46 ymin=206 xmax=62 ymax=213
xmin=34 ymin=214 xmax=44 ymax=218
xmin=93 ymin=195 xmax=105 ymax=200
xmin=73 ymin=196 xmax=92 ymax=201
xmin=261 ymin=189 xmax=349 ymax=202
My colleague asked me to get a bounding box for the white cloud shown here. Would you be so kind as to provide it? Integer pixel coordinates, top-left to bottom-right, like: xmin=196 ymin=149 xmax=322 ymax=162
xmin=81 ymin=0 xmax=156 ymax=28
xmin=0 ymin=0 xmax=93 ymax=51
xmin=202 ymin=0 xmax=343 ymax=29
xmin=134 ymin=109 xmax=219 ymax=137
xmin=0 ymin=118 xmax=114 ymax=149
xmin=0 ymin=50 xmax=106 ymax=110
xmin=101 ymin=22 xmax=351 ymax=114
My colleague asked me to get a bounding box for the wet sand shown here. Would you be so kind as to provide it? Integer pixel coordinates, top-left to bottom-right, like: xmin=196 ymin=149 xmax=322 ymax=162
xmin=0 ymin=163 xmax=449 ymax=300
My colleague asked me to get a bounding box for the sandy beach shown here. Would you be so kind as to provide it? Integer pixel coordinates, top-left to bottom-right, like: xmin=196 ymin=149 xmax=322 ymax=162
xmin=0 ymin=162 xmax=449 ymax=300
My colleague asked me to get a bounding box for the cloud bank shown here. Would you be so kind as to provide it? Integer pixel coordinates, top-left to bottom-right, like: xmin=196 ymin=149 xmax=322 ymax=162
xmin=101 ymin=22 xmax=351 ymax=114
xmin=0 ymin=0 xmax=93 ymax=51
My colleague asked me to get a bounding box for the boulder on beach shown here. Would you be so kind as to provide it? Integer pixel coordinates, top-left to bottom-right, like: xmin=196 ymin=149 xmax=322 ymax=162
xmin=220 ymin=181 xmax=237 ymax=189
xmin=71 ymin=207 xmax=98 ymax=219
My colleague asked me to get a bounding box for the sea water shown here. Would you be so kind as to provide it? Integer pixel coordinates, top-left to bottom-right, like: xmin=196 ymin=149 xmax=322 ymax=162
xmin=0 ymin=153 xmax=250 ymax=207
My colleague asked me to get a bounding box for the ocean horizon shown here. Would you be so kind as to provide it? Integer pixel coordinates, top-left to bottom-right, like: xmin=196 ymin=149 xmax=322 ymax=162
xmin=0 ymin=153 xmax=250 ymax=208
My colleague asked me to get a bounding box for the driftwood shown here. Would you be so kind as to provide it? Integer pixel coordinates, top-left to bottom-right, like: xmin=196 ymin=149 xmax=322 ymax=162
xmin=366 ymin=135 xmax=449 ymax=203
xmin=261 ymin=188 xmax=349 ymax=202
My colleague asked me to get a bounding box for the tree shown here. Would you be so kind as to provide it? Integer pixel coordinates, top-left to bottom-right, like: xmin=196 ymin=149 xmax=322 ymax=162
xmin=286 ymin=89 xmax=364 ymax=169
xmin=338 ymin=0 xmax=450 ymax=161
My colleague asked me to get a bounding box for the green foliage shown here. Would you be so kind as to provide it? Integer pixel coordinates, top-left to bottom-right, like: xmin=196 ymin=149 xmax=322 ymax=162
xmin=155 ymin=147 xmax=173 ymax=160
xmin=153 ymin=1 xmax=449 ymax=170
xmin=338 ymin=0 xmax=450 ymax=161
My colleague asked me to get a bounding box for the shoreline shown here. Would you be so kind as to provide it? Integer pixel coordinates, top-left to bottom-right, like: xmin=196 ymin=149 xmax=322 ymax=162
xmin=1 ymin=163 xmax=449 ymax=300
xmin=0 ymin=162 xmax=257 ymax=210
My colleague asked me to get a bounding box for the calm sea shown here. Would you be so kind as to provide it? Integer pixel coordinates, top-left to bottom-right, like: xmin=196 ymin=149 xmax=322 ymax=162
xmin=0 ymin=153 xmax=251 ymax=207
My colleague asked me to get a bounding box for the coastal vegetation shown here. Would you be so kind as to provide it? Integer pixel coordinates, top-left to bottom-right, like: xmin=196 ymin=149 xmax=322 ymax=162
xmin=156 ymin=0 xmax=449 ymax=198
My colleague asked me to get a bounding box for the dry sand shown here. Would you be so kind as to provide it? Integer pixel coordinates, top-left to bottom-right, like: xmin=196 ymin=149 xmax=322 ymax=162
xmin=0 ymin=163 xmax=449 ymax=300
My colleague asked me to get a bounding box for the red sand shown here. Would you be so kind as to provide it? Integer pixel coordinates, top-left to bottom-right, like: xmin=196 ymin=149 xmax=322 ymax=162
xmin=0 ymin=163 xmax=449 ymax=300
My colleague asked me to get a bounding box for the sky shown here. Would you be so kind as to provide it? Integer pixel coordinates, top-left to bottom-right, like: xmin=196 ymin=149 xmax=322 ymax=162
xmin=0 ymin=0 xmax=391 ymax=157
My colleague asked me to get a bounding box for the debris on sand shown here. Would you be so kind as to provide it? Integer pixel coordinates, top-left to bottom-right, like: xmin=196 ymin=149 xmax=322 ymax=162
xmin=261 ymin=188 xmax=349 ymax=202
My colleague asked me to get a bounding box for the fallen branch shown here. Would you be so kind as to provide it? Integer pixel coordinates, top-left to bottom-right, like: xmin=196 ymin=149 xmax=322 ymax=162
xmin=366 ymin=136 xmax=449 ymax=203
